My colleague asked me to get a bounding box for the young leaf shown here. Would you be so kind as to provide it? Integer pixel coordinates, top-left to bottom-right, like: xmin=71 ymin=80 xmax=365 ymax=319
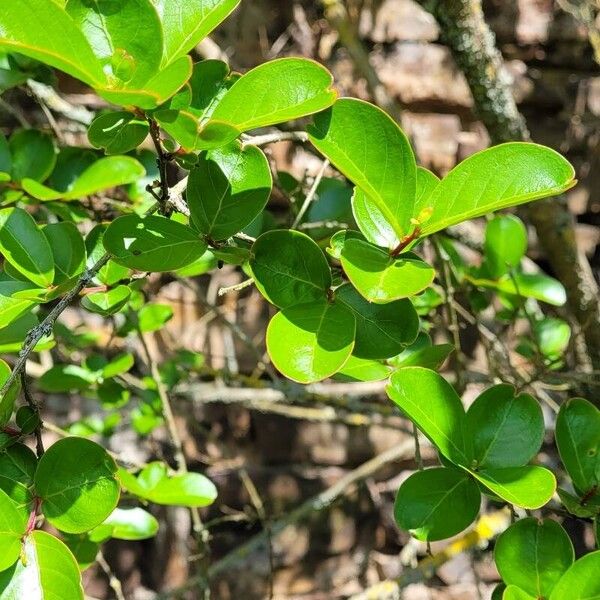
xmin=416 ymin=143 xmax=576 ymax=236
xmin=65 ymin=0 xmax=162 ymax=87
xmin=394 ymin=467 xmax=480 ymax=541
xmin=153 ymin=0 xmax=242 ymax=66
xmin=187 ymin=143 xmax=272 ymax=240
xmin=390 ymin=342 xmax=454 ymax=370
xmin=211 ymin=58 xmax=337 ymax=132
xmin=495 ymin=518 xmax=574 ymax=599
xmin=42 ymin=222 xmax=86 ymax=285
xmin=340 ymin=239 xmax=435 ymax=304
xmin=0 ymin=530 xmax=84 ymax=599
xmin=549 ymin=551 xmax=600 ymax=600
xmin=266 ymin=300 xmax=355 ymax=384
xmin=0 ymin=0 xmax=106 ymax=87
xmin=336 ymin=283 xmax=419 ymax=359
xmin=0 ymin=443 xmax=36 ymax=518
xmin=9 ymin=129 xmax=56 ymax=182
xmin=34 ymin=437 xmax=120 ymax=533
xmin=23 ymin=156 xmax=145 ymax=201
xmin=88 ymin=111 xmax=149 ymax=155
xmin=309 ymin=99 xmax=417 ymax=241
xmin=555 ymin=398 xmax=600 ymax=496
xmin=0 ymin=208 xmax=54 ymax=288
xmin=484 ymin=215 xmax=527 ymax=278
xmin=472 ymin=465 xmax=556 ymax=509
xmin=386 ymin=367 xmax=470 ymax=465
xmin=89 ymin=507 xmax=158 ymax=542
xmin=0 ymin=488 xmax=26 ymax=572
xmin=466 ymin=385 xmax=544 ymax=469
xmin=250 ymin=230 xmax=331 ymax=309
xmin=81 ymin=285 xmax=131 ymax=316
xmin=103 ymin=215 xmax=208 ymax=272
xmin=334 ymin=356 xmax=392 ymax=382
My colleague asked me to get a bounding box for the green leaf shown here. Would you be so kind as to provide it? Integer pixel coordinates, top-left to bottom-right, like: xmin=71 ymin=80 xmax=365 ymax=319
xmin=0 ymin=133 xmax=12 ymax=176
xmin=23 ymin=156 xmax=145 ymax=201
xmin=9 ymin=130 xmax=56 ymax=182
xmin=186 ymin=59 xmax=231 ymax=119
xmin=266 ymin=300 xmax=355 ymax=384
xmin=62 ymin=534 xmax=100 ymax=571
xmin=88 ymin=111 xmax=149 ymax=155
xmin=336 ymin=283 xmax=419 ymax=359
xmin=102 ymin=353 xmax=135 ymax=379
xmin=484 ymin=215 xmax=527 ymax=278
xmin=556 ymin=398 xmax=600 ymax=496
xmin=340 ymin=239 xmax=435 ymax=303
xmin=334 ymin=356 xmax=392 ymax=382
xmin=86 ymin=225 xmax=131 ymax=287
xmin=549 ymin=551 xmax=600 ymax=600
xmin=466 ymin=385 xmax=544 ymax=469
xmin=34 ymin=437 xmax=119 ymax=533
xmin=472 ymin=465 xmax=556 ymax=509
xmin=309 ymin=98 xmax=417 ymax=242
xmin=0 ymin=530 xmax=84 ymax=599
xmin=137 ymin=303 xmax=173 ymax=333
xmin=386 ymin=367 xmax=469 ymax=465
xmin=0 ymin=281 xmax=37 ymax=328
xmin=495 ymin=518 xmax=574 ymax=599
xmin=65 ymin=0 xmax=162 ymax=87
xmin=534 ymin=318 xmax=571 ymax=360
xmin=0 ymin=312 xmax=53 ymax=355
xmin=0 ymin=360 xmax=20 ymax=428
xmin=557 ymin=488 xmax=600 ymax=518
xmin=188 ymin=143 xmax=272 ymax=240
xmin=103 ymin=214 xmax=207 ymax=272
xmin=0 ymin=0 xmax=106 ymax=87
xmin=0 ymin=443 xmax=36 ymax=518
xmin=38 ymin=364 xmax=96 ymax=393
xmin=89 ymin=507 xmax=158 ymax=542
xmin=212 ymin=58 xmax=337 ymax=132
xmin=153 ymin=0 xmax=241 ymax=66
xmin=417 ymin=143 xmax=576 ymax=237
xmin=389 ymin=342 xmax=454 ymax=370
xmin=250 ymin=230 xmax=331 ymax=309
xmin=0 ymin=208 xmax=54 ymax=288
xmin=43 ymin=222 xmax=86 ymax=285
xmin=394 ymin=467 xmax=480 ymax=541
xmin=81 ymin=285 xmax=131 ymax=316
xmin=502 ymin=586 xmax=536 ymax=600
xmin=118 ymin=463 xmax=217 ymax=507
xmin=0 ymin=488 xmax=26 ymax=572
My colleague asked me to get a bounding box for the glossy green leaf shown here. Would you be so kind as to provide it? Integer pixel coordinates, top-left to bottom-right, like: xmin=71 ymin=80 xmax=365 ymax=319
xmin=0 ymin=0 xmax=106 ymax=87
xmin=466 ymin=385 xmax=544 ymax=469
xmin=416 ymin=143 xmax=576 ymax=236
xmin=557 ymin=488 xmax=600 ymax=518
xmin=34 ymin=437 xmax=119 ymax=533
xmin=0 ymin=281 xmax=37 ymax=328
xmin=43 ymin=222 xmax=86 ymax=285
xmin=389 ymin=343 xmax=454 ymax=370
xmin=137 ymin=303 xmax=173 ymax=332
xmin=188 ymin=143 xmax=272 ymax=240
xmin=88 ymin=111 xmax=149 ymax=155
xmin=23 ymin=156 xmax=145 ymax=201
xmin=340 ymin=239 xmax=435 ymax=304
xmin=153 ymin=0 xmax=241 ymax=66
xmin=0 ymin=360 xmax=20 ymax=428
xmin=0 ymin=530 xmax=84 ymax=599
xmin=0 ymin=208 xmax=54 ymax=288
xmin=65 ymin=0 xmax=162 ymax=87
xmin=186 ymin=59 xmax=231 ymax=119
xmin=534 ymin=318 xmax=571 ymax=360
xmin=394 ymin=467 xmax=480 ymax=541
xmin=212 ymin=58 xmax=337 ymax=132
xmin=327 ymin=229 xmax=366 ymax=261
xmin=9 ymin=129 xmax=56 ymax=182
xmin=118 ymin=463 xmax=217 ymax=507
xmin=81 ymin=285 xmax=131 ymax=316
xmin=336 ymin=283 xmax=419 ymax=359
xmin=556 ymin=398 xmax=600 ymax=496
xmin=472 ymin=465 xmax=556 ymax=509
xmin=309 ymin=98 xmax=416 ymax=241
xmin=0 ymin=443 xmax=36 ymax=518
xmin=0 ymin=488 xmax=26 ymax=572
xmin=484 ymin=215 xmax=527 ymax=278
xmin=502 ymin=586 xmax=536 ymax=600
xmin=266 ymin=300 xmax=355 ymax=384
xmin=89 ymin=507 xmax=158 ymax=542
xmin=386 ymin=367 xmax=469 ymax=465
xmin=549 ymin=551 xmax=600 ymax=600
xmin=62 ymin=534 xmax=100 ymax=571
xmin=334 ymin=356 xmax=392 ymax=382
xmin=86 ymin=225 xmax=131 ymax=287
xmin=495 ymin=518 xmax=573 ymax=599
xmin=103 ymin=215 xmax=207 ymax=272
xmin=250 ymin=230 xmax=331 ymax=309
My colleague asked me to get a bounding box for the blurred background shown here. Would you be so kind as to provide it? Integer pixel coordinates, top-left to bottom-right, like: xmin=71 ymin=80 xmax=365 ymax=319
xmin=2 ymin=1 xmax=599 ymax=599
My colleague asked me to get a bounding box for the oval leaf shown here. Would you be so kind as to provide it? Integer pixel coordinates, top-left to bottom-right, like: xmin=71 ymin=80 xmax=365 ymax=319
xmin=0 ymin=488 xmax=26 ymax=572
xmin=484 ymin=215 xmax=527 ymax=278
xmin=43 ymin=222 xmax=86 ymax=285
xmin=549 ymin=551 xmax=600 ymax=600
xmin=9 ymin=129 xmax=56 ymax=183
xmin=89 ymin=507 xmax=158 ymax=542
xmin=0 ymin=443 xmax=36 ymax=518
xmin=88 ymin=111 xmax=149 ymax=155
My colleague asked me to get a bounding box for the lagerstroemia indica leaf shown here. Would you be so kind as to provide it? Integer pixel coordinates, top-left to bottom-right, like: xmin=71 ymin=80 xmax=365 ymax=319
xmin=0 ymin=360 xmax=20 ymax=428
xmin=9 ymin=129 xmax=56 ymax=183
xmin=187 ymin=143 xmax=272 ymax=240
xmin=266 ymin=300 xmax=355 ymax=384
xmin=89 ymin=507 xmax=159 ymax=542
xmin=103 ymin=215 xmax=208 ymax=272
xmin=484 ymin=215 xmax=528 ymax=278
xmin=0 ymin=443 xmax=37 ymax=519
xmin=42 ymin=222 xmax=86 ymax=285
xmin=34 ymin=437 xmax=120 ymax=533
xmin=0 ymin=487 xmax=26 ymax=572
xmin=549 ymin=551 xmax=600 ymax=600
xmin=250 ymin=230 xmax=332 ymax=310
xmin=88 ymin=111 xmax=150 ymax=155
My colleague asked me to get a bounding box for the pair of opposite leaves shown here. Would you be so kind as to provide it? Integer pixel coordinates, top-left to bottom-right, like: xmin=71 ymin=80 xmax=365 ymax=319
xmin=387 ymin=368 xmax=555 ymax=541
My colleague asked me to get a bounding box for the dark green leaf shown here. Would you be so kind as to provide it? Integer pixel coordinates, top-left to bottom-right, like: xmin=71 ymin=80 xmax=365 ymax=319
xmin=38 ymin=364 xmax=96 ymax=393
xmin=0 ymin=444 xmax=36 ymax=519
xmin=0 ymin=488 xmax=26 ymax=571
xmin=0 ymin=281 xmax=38 ymax=328
xmin=43 ymin=222 xmax=86 ymax=285
xmin=85 ymin=225 xmax=131 ymax=287
xmin=81 ymin=286 xmax=131 ymax=316
xmin=9 ymin=129 xmax=56 ymax=182
xmin=88 ymin=111 xmax=149 ymax=155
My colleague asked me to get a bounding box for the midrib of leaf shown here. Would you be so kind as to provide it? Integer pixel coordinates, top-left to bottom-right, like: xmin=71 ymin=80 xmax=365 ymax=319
xmin=477 ymin=397 xmax=513 ymax=466
xmin=416 ymin=478 xmax=467 ymax=530
xmin=564 ymin=416 xmax=587 ymax=489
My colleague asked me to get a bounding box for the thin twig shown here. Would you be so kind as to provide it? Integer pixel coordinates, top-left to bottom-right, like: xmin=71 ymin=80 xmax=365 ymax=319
xmin=292 ymin=159 xmax=330 ymax=229
xmin=20 ymin=373 xmax=44 ymax=457
xmin=242 ymin=130 xmax=308 ymax=147
xmin=97 ymin=552 xmax=126 ymax=600
xmin=218 ymin=278 xmax=254 ymax=297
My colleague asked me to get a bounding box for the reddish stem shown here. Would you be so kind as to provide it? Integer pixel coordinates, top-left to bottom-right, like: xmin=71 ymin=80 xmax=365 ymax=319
xmin=25 ymin=497 xmax=42 ymax=535
xmin=1 ymin=426 xmax=20 ymax=437
xmin=390 ymin=227 xmax=421 ymax=258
